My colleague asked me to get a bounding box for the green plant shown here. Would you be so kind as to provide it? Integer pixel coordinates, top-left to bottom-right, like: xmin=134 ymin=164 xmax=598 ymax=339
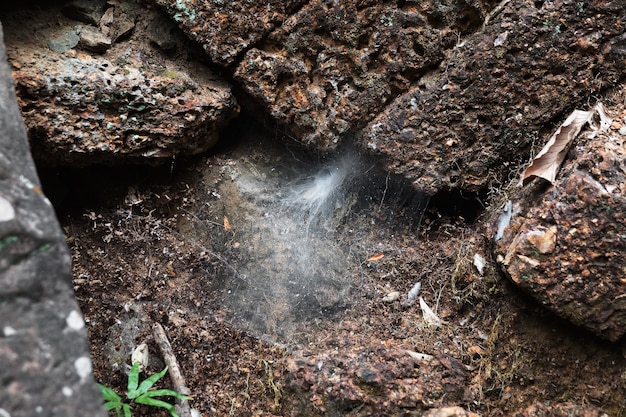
xmin=98 ymin=362 xmax=191 ymax=417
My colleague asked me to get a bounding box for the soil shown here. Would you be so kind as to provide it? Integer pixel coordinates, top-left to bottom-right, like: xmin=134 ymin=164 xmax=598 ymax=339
xmin=43 ymin=116 xmax=626 ymax=416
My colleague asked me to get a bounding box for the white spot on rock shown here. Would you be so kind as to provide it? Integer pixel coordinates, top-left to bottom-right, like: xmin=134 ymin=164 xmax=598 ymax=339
xmin=62 ymin=386 xmax=73 ymax=397
xmin=0 ymin=196 xmax=15 ymax=222
xmin=65 ymin=310 xmax=85 ymax=331
xmin=0 ymin=408 xmax=12 ymax=417
xmin=74 ymin=356 xmax=93 ymax=380
xmin=3 ymin=326 xmax=17 ymax=336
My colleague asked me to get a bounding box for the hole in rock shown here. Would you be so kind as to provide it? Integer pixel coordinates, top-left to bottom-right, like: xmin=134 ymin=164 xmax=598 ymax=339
xmin=426 ymin=188 xmax=487 ymax=224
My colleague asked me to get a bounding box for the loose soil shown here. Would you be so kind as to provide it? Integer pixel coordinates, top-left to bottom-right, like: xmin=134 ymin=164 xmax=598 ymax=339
xmin=44 ymin=117 xmax=626 ymax=417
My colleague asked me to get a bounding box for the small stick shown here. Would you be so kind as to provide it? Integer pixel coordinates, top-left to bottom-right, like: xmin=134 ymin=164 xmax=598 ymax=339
xmin=152 ymin=323 xmax=193 ymax=417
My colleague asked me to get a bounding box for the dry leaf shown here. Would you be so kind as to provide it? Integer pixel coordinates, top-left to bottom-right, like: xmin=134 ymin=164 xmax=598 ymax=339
xmin=521 ymin=109 xmax=594 ymax=185
xmin=223 ymin=216 xmax=231 ymax=231
xmin=419 ymin=296 xmax=445 ymax=327
xmin=367 ymin=253 xmax=384 ymax=262
xmin=592 ymin=102 xmax=612 ymax=132
xmin=473 ymin=253 xmax=486 ymax=275
xmin=131 ymin=343 xmax=149 ymax=371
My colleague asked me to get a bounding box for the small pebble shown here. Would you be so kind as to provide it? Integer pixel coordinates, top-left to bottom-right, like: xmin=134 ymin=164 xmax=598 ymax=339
xmin=382 ymin=291 xmax=400 ymax=303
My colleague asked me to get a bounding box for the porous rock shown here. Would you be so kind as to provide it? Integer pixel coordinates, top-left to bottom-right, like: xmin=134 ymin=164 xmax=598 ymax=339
xmin=159 ymin=0 xmax=492 ymax=150
xmin=2 ymin=3 xmax=238 ymax=166
xmin=362 ymin=0 xmax=626 ymax=194
xmin=154 ymin=0 xmax=306 ymax=67
xmin=0 ymin=23 xmax=106 ymax=417
xmin=283 ymin=339 xmax=467 ymax=415
xmin=492 ymin=100 xmax=626 ymax=341
xmin=157 ymin=0 xmax=625 ymax=195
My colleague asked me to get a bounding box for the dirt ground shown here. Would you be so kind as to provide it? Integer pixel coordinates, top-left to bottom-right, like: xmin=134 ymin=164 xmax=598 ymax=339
xmin=39 ymin=116 xmax=626 ymax=417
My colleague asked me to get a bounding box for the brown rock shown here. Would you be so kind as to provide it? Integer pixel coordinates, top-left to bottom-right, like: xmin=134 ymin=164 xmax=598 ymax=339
xmin=154 ymin=0 xmax=305 ymax=66
xmin=283 ymin=341 xmax=468 ymax=415
xmin=78 ymin=26 xmax=111 ymax=53
xmin=2 ymin=4 xmax=239 ymax=166
xmin=492 ymin=99 xmax=626 ymax=341
xmin=99 ymin=5 xmax=136 ymax=43
xmin=234 ymin=0 xmax=470 ymax=149
xmin=361 ymin=0 xmax=626 ymax=194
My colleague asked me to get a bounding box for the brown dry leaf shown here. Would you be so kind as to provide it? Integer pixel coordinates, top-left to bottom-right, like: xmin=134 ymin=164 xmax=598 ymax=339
xmin=367 ymin=253 xmax=384 ymax=262
xmin=520 ymin=109 xmax=594 ymax=185
xmin=223 ymin=216 xmax=231 ymax=231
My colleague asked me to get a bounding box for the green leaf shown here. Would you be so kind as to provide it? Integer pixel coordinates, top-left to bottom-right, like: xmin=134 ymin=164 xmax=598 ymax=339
xmin=139 ymin=389 xmax=192 ymax=400
xmin=103 ymin=402 xmax=121 ymax=411
xmin=132 ymin=365 xmax=169 ymax=398
xmin=98 ymin=383 xmax=122 ymax=403
xmin=122 ymin=403 xmax=132 ymax=417
xmin=134 ymin=396 xmax=178 ymax=417
xmin=127 ymin=362 xmax=140 ymax=396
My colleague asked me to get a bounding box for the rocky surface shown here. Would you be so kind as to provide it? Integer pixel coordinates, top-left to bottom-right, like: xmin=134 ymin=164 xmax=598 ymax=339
xmin=1 ymin=0 xmax=238 ymax=166
xmin=155 ymin=0 xmax=305 ymax=67
xmin=157 ymin=0 xmax=626 ymax=196
xmin=159 ymin=0 xmax=494 ymax=150
xmin=362 ymin=0 xmax=626 ymax=194
xmin=0 ymin=23 xmax=106 ymax=417
xmin=492 ymin=97 xmax=626 ymax=341
xmin=283 ymin=340 xmax=468 ymax=416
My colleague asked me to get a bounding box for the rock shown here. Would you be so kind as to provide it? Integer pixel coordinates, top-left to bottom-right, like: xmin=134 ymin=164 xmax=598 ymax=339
xmin=234 ymin=0 xmax=490 ymax=150
xmin=283 ymin=340 xmax=468 ymax=415
xmin=0 ymin=22 xmax=107 ymax=417
xmin=78 ymin=26 xmax=111 ymax=53
xmin=514 ymin=401 xmax=609 ymax=417
xmin=154 ymin=0 xmax=305 ymax=66
xmin=492 ymin=99 xmax=626 ymax=341
xmin=61 ymin=0 xmax=107 ymax=26
xmin=47 ymin=28 xmax=80 ymax=53
xmin=158 ymin=0 xmax=624 ymax=192
xmin=158 ymin=0 xmax=489 ymax=150
xmin=2 ymin=3 xmax=239 ymax=166
xmin=361 ymin=0 xmax=626 ymax=194
xmin=98 ymin=4 xmax=136 ymax=43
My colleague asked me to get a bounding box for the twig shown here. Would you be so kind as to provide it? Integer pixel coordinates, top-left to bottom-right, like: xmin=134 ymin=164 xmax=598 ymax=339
xmin=483 ymin=0 xmax=511 ymax=29
xmin=152 ymin=323 xmax=193 ymax=417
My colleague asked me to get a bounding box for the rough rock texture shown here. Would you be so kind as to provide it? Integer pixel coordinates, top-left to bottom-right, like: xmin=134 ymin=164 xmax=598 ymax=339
xmin=1 ymin=1 xmax=239 ymax=166
xmin=0 ymin=23 xmax=106 ymax=417
xmin=154 ymin=0 xmax=306 ymax=67
xmin=159 ymin=0 xmax=494 ymax=150
xmin=282 ymin=337 xmax=468 ymax=416
xmin=362 ymin=0 xmax=626 ymax=194
xmin=492 ymin=99 xmax=626 ymax=341
xmin=157 ymin=0 xmax=625 ymax=195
